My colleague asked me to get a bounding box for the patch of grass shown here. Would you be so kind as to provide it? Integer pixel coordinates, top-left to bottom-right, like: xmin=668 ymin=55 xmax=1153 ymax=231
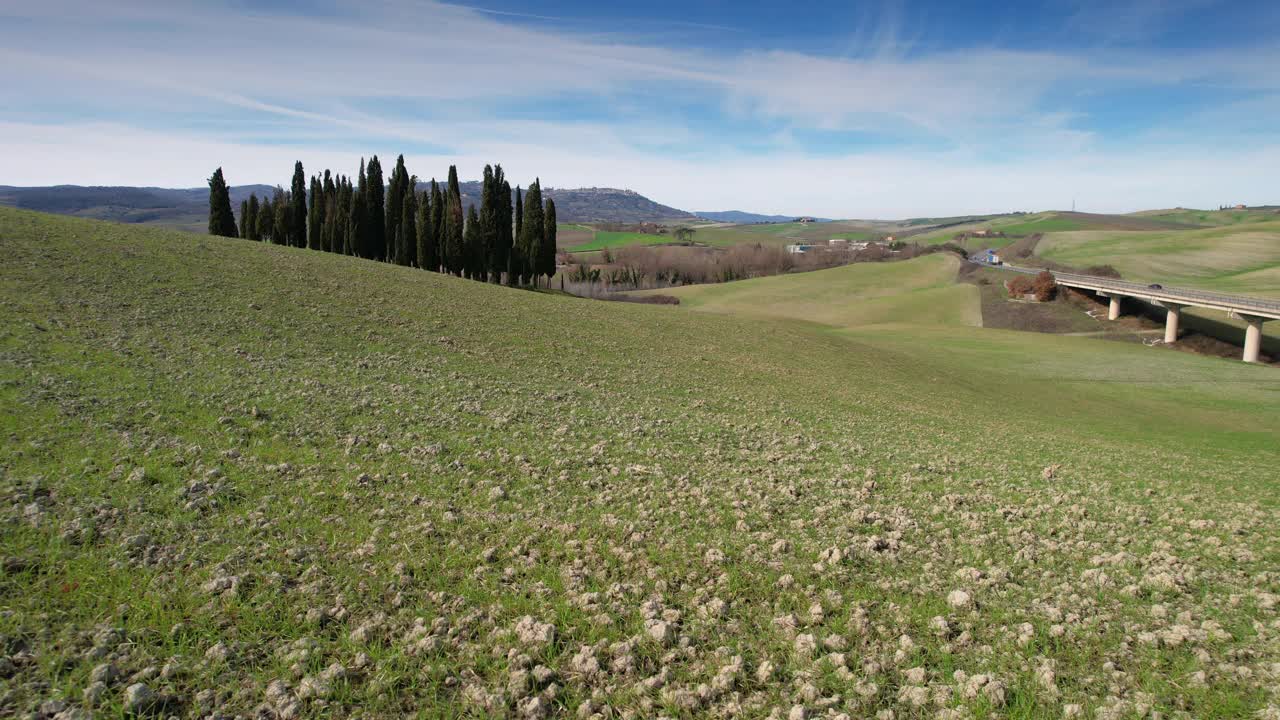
xmin=568 ymin=230 xmax=676 ymax=252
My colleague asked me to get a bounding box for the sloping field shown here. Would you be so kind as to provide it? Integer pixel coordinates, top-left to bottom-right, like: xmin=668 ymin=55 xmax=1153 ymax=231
xmin=566 ymin=230 xmax=676 ymax=252
xmin=3 ymin=208 xmax=1280 ymax=719
xmin=1037 ymin=222 xmax=1280 ymax=297
xmin=1132 ymin=207 xmax=1280 ymax=227
xmin=998 ymin=211 xmax=1190 ymax=236
xmin=645 ymin=254 xmax=982 ymax=329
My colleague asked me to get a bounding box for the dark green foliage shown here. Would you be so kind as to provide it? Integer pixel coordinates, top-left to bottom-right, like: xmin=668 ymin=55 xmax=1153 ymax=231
xmin=257 ymin=195 xmax=273 ymax=243
xmin=365 ymin=155 xmax=385 ymax=260
xmin=415 ymin=189 xmax=431 ymax=270
xmin=348 ymin=189 xmax=366 ymax=258
xmin=518 ymin=180 xmax=544 ymax=286
xmin=399 ymin=179 xmax=417 ymax=268
xmin=464 ymin=205 xmax=482 ymax=280
xmin=290 ymin=161 xmax=307 ymax=248
xmin=512 ymin=186 xmax=523 ymax=284
xmin=386 ymin=155 xmax=410 ymax=265
xmin=427 ymin=180 xmax=443 ymax=272
xmin=239 ymin=199 xmax=250 ymax=240
xmin=307 ymin=177 xmax=322 ymax=250
xmin=272 ymin=186 xmax=290 ymax=246
xmin=320 ymin=172 xmax=336 ymax=252
xmin=443 ymin=166 xmax=464 ymax=276
xmin=481 ymin=164 xmax=511 ymax=283
xmin=207 ymin=167 xmax=238 ymax=238
xmin=539 ymin=198 xmax=557 ymax=282
xmin=246 ymin=194 xmax=260 ymax=241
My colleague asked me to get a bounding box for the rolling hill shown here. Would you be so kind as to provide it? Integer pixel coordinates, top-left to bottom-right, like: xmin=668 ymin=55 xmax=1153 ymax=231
xmin=3 ymin=206 xmax=1280 ymax=718
xmin=0 ymin=182 xmax=696 ymax=232
xmin=695 ymin=210 xmax=831 ymax=223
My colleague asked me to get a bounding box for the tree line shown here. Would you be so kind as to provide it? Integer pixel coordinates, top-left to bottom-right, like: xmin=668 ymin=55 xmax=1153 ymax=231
xmin=207 ymin=157 xmax=558 ymax=286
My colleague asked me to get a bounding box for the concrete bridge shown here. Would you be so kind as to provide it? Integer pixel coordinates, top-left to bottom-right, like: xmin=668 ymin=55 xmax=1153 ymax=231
xmin=998 ymin=266 xmax=1280 ymax=363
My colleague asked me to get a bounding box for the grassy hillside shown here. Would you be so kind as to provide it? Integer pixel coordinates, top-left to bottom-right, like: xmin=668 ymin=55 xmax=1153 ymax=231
xmin=1038 ymin=222 xmax=1280 ymax=298
xmin=3 ymin=207 xmax=1280 ymax=719
xmin=645 ymin=254 xmax=981 ymax=330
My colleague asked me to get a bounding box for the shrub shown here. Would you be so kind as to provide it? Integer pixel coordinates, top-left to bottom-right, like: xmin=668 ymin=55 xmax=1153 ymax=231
xmin=1032 ymin=271 xmax=1058 ymax=301
xmin=1007 ymin=276 xmax=1035 ymax=297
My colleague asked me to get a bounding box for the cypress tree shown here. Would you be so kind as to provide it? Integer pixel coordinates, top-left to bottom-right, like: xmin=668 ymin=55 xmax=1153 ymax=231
xmin=502 ymin=179 xmax=515 ymax=285
xmin=400 ymin=178 xmax=417 ymax=268
xmin=290 ymin=161 xmax=307 ymax=248
xmin=247 ymin=194 xmax=260 ymax=241
xmin=272 ymin=186 xmax=290 ymax=246
xmin=512 ymin=186 xmax=523 ymax=283
xmin=540 ymin=197 xmax=558 ymax=285
xmin=365 ymin=155 xmax=385 ymax=260
xmin=321 ymin=171 xmax=336 ymax=252
xmin=427 ymin=180 xmax=444 ymax=272
xmin=443 ymin=166 xmax=464 ymax=276
xmin=464 ymin=204 xmax=482 ymax=279
xmin=239 ymin=199 xmax=250 ymax=240
xmin=518 ymin=180 xmax=544 ymax=286
xmin=307 ymin=176 xmax=322 ymax=250
xmin=386 ymin=155 xmax=409 ymax=265
xmin=488 ymin=165 xmax=511 ymax=283
xmin=207 ymin=167 xmax=238 ymax=238
xmin=257 ymin=195 xmax=273 ymax=243
xmin=349 ymin=190 xmax=366 ymax=258
xmin=415 ymin=189 xmax=431 ymax=270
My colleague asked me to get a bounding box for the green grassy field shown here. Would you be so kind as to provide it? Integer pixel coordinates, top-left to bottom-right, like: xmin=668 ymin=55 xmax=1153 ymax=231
xmin=1132 ymin=207 xmax=1280 ymax=227
xmin=643 ymin=254 xmax=981 ymax=330
xmin=3 ymin=207 xmax=1280 ymax=719
xmin=1038 ymin=222 xmax=1280 ymax=297
xmin=567 ymin=230 xmax=678 ymax=252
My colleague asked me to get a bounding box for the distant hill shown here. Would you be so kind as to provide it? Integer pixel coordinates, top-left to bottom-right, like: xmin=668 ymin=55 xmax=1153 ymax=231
xmin=695 ymin=210 xmax=831 ymax=224
xmin=0 ymin=182 xmax=695 ymax=232
xmin=449 ymin=183 xmax=693 ymax=224
xmin=0 ymin=185 xmax=276 ymax=233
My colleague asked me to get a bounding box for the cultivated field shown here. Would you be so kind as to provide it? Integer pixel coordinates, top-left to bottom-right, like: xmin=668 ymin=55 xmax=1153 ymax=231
xmin=643 ymin=254 xmax=981 ymax=330
xmin=3 ymin=207 xmax=1280 ymax=719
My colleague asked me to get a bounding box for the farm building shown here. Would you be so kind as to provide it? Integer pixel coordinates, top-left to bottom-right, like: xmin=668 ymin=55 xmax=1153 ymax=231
xmin=785 ymin=243 xmax=814 ymax=254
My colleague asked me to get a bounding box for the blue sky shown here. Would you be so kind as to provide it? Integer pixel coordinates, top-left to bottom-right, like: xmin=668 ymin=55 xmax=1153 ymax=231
xmin=1 ymin=0 xmax=1278 ymax=217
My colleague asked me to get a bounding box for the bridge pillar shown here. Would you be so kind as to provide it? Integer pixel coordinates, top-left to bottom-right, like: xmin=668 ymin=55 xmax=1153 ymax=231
xmin=1241 ymin=314 xmax=1265 ymax=363
xmin=1107 ymin=295 xmax=1122 ymax=320
xmin=1157 ymin=302 xmax=1187 ymax=344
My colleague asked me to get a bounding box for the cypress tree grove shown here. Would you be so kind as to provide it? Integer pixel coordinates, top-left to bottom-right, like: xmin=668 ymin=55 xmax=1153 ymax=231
xmin=239 ymin=199 xmax=250 ymax=240
xmin=415 ymin=189 xmax=432 ymax=270
xmin=247 ymin=194 xmax=260 ymax=241
xmin=540 ymin=197 xmax=558 ymax=285
xmin=365 ymin=155 xmax=386 ymax=261
xmin=307 ymin=177 xmax=322 ymax=250
xmin=519 ymin=180 xmax=544 ymax=286
xmin=290 ymin=161 xmax=307 ymax=248
xmin=207 ymin=167 xmax=238 ymax=238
